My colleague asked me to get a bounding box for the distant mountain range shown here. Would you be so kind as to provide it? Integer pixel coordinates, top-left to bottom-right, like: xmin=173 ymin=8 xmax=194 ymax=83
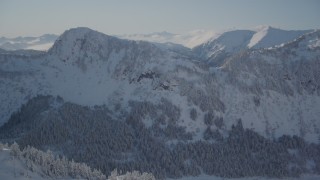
xmin=0 ymin=26 xmax=319 ymax=179
xmin=0 ymin=26 xmax=313 ymax=51
xmin=0 ymin=34 xmax=58 ymax=51
xmin=117 ymin=29 xmax=218 ymax=48
xmin=0 ymin=29 xmax=217 ymax=50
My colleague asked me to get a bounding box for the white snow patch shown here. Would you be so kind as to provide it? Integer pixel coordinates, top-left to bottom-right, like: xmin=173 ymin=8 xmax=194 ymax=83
xmin=308 ymin=38 xmax=320 ymax=49
xmin=248 ymin=26 xmax=269 ymax=48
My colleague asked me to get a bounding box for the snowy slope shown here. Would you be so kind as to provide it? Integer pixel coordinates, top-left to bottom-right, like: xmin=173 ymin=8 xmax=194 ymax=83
xmin=0 ymin=148 xmax=48 ymax=180
xmin=0 ymin=27 xmax=320 ymax=144
xmin=193 ymin=26 xmax=314 ymax=66
xmin=0 ymin=144 xmax=110 ymax=180
xmin=193 ymin=30 xmax=254 ymax=58
xmin=219 ymin=30 xmax=320 ymax=142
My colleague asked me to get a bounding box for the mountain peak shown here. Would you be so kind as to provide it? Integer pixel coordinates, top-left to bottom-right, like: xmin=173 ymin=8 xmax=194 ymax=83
xmin=198 ymin=29 xmax=254 ymax=52
xmin=48 ymin=27 xmax=123 ymax=61
xmin=253 ymin=25 xmax=277 ymax=32
xmin=47 ymin=27 xmax=162 ymax=65
xmin=248 ymin=26 xmax=312 ymax=49
xmin=64 ymin=27 xmax=96 ymax=34
xmin=56 ymin=27 xmax=102 ymax=41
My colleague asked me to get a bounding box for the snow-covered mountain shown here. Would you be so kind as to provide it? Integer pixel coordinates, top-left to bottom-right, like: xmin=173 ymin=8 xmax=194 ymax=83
xmin=1 ymin=27 xmax=319 ymax=142
xmin=193 ymin=26 xmax=313 ymax=66
xmin=0 ymin=27 xmax=320 ymax=179
xmin=0 ymin=34 xmax=58 ymax=51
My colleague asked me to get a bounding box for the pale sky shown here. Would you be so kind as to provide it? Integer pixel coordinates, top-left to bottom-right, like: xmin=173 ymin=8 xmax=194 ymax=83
xmin=0 ymin=0 xmax=319 ymax=37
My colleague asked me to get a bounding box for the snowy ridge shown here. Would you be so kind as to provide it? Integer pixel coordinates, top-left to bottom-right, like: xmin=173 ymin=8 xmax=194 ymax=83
xmin=193 ymin=30 xmax=254 ymax=62
xmin=248 ymin=26 xmax=312 ymax=48
xmin=193 ymin=26 xmax=314 ymax=66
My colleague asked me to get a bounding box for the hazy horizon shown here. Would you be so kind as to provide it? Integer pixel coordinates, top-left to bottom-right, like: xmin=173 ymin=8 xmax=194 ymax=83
xmin=1 ymin=0 xmax=320 ymax=38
